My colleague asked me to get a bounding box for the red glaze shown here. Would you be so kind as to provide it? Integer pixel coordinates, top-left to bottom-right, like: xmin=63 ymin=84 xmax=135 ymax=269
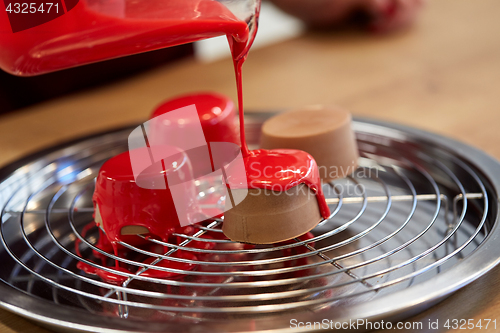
xmin=140 ymin=251 xmax=198 ymax=279
xmin=77 ymin=250 xmax=200 ymax=283
xmin=183 ymin=234 xmax=217 ymax=251
xmin=226 ymin=149 xmax=331 ymax=219
xmin=0 ymin=0 xmax=250 ymax=75
xmin=277 ymin=231 xmax=316 ymax=249
xmin=277 ymin=231 xmax=315 ymax=270
xmin=150 ymin=92 xmax=240 ymax=145
xmin=94 ymin=228 xmax=114 ymax=257
xmin=75 ymin=222 xmax=214 ymax=283
xmin=232 ymin=43 xmax=250 ymax=156
xmin=258 ymin=232 xmax=316 ymax=278
xmin=92 ymin=148 xmax=199 ymax=250
xmin=92 ymin=91 xmax=245 ymax=252
xmin=76 ymin=262 xmax=130 ymax=286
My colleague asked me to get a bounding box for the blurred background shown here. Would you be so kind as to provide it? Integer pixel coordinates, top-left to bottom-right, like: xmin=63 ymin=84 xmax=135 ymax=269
xmin=0 ymin=0 xmax=420 ymax=113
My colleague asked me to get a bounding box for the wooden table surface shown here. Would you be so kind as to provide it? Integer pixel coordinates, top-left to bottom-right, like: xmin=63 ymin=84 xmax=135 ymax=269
xmin=1 ymin=0 xmax=499 ymax=332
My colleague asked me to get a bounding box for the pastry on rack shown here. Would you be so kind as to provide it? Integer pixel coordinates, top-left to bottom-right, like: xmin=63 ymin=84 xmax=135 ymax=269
xmin=92 ymin=147 xmax=199 ymax=249
xmin=260 ymin=106 xmax=358 ymax=181
xmin=149 ymin=91 xmax=240 ymax=146
xmin=222 ymin=149 xmax=330 ymax=244
xmin=93 ymin=92 xmax=241 ymax=248
xmin=85 ymin=92 xmax=243 ymax=282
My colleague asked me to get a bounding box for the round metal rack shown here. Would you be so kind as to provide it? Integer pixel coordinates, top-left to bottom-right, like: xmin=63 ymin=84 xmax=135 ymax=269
xmin=0 ymin=114 xmax=498 ymax=333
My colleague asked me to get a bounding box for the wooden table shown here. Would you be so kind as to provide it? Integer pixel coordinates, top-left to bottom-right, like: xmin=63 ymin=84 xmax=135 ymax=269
xmin=0 ymin=0 xmax=499 ymax=331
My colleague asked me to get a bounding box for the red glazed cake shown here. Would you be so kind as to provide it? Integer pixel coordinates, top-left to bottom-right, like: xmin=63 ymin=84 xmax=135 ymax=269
xmin=222 ymin=149 xmax=330 ymax=244
xmin=149 ymin=92 xmax=240 ymax=146
xmin=92 ymin=147 xmax=200 ymax=250
xmin=92 ymin=92 xmax=242 ymax=250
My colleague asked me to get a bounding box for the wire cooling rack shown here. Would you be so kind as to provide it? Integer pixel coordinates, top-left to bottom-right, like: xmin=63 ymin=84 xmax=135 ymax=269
xmin=0 ymin=114 xmax=499 ymax=333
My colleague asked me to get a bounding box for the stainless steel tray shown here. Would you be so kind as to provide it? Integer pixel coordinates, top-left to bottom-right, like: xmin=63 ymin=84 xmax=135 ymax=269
xmin=0 ymin=114 xmax=499 ymax=332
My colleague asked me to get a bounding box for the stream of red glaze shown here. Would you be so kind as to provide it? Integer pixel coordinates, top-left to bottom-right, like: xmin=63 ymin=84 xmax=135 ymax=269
xmin=227 ymin=4 xmax=330 ymax=219
xmin=230 ymin=39 xmax=251 ymax=156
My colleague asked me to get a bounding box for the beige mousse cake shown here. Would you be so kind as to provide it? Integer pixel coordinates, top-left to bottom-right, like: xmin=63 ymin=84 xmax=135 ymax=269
xmin=221 ymin=148 xmax=330 ymax=244
xmin=260 ymin=107 xmax=359 ymax=181
xmin=223 ymin=185 xmax=322 ymax=244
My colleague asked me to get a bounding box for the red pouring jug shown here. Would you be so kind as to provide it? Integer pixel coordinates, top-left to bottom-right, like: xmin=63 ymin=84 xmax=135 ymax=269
xmin=0 ymin=0 xmax=260 ymax=75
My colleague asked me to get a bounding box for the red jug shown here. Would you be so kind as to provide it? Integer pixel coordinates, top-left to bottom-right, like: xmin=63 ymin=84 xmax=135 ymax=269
xmin=0 ymin=0 xmax=260 ymax=75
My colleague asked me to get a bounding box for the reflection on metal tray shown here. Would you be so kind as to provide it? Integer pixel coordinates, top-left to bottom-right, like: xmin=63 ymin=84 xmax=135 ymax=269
xmin=0 ymin=114 xmax=499 ymax=333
